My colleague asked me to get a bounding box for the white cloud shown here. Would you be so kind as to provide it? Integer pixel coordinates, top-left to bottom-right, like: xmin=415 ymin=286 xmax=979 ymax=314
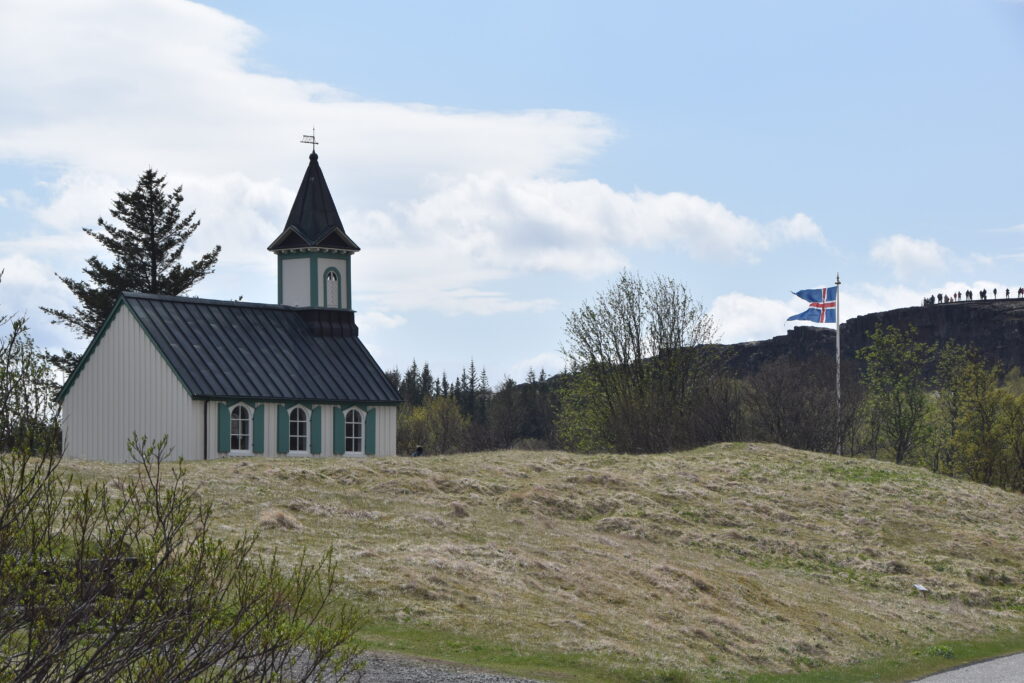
xmin=358 ymin=311 xmax=407 ymax=334
xmin=0 ymin=0 xmax=824 ymax=330
xmin=710 ymin=293 xmax=796 ymax=343
xmin=508 ymin=351 xmax=564 ymax=381
xmin=0 ymin=254 xmax=52 ymax=289
xmin=870 ymin=234 xmax=949 ymax=280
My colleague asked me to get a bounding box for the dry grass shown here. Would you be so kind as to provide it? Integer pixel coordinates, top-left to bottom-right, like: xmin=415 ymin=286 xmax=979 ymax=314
xmin=63 ymin=444 xmax=1024 ymax=680
xmin=257 ymin=507 xmax=303 ymax=530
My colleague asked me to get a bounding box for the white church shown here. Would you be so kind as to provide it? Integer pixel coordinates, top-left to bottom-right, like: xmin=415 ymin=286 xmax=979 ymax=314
xmin=58 ymin=151 xmax=402 ymax=462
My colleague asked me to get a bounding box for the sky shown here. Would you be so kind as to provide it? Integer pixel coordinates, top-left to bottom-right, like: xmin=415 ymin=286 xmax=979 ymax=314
xmin=1 ymin=0 xmax=1023 ymax=383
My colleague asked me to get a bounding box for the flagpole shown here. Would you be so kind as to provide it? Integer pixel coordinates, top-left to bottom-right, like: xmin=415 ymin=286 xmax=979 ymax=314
xmin=835 ymin=272 xmax=841 ymax=456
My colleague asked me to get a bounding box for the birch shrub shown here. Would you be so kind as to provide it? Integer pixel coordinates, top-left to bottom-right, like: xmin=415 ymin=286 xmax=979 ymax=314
xmin=0 ymin=436 xmax=362 ymax=682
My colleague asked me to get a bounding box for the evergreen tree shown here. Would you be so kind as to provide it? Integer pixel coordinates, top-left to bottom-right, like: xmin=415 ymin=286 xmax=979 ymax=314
xmin=400 ymin=359 xmax=421 ymax=405
xmin=42 ymin=169 xmax=221 ymax=374
xmin=420 ymin=362 xmax=434 ymax=401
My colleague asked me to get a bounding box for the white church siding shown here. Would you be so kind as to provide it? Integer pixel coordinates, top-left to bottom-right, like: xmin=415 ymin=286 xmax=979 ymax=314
xmin=375 ymin=405 xmax=397 ymax=456
xmin=317 ymin=257 xmax=348 ymax=309
xmin=281 ymin=258 xmax=310 ymax=306
xmin=62 ymin=306 xmax=200 ymax=462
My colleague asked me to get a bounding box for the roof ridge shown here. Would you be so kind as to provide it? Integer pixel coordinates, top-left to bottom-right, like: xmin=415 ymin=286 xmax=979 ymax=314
xmin=122 ymin=292 xmax=311 ymax=312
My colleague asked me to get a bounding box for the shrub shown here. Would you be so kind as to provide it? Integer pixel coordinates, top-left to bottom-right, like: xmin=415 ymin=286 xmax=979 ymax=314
xmin=0 ymin=435 xmax=361 ymax=681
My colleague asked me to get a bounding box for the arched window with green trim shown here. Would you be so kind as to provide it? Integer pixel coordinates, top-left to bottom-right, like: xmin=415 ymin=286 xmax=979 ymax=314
xmin=230 ymin=404 xmax=251 ymax=453
xmin=289 ymin=406 xmax=309 ymax=453
xmin=324 ymin=268 xmax=341 ymax=308
xmin=345 ymin=408 xmax=364 ymax=454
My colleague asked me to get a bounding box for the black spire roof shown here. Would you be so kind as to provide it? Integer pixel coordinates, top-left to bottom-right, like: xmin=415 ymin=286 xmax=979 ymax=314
xmin=268 ymin=152 xmax=360 ymax=252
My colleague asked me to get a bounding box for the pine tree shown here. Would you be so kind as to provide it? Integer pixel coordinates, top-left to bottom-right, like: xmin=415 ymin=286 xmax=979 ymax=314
xmin=42 ymin=169 xmax=221 ymax=374
xmin=420 ymin=362 xmax=434 ymax=401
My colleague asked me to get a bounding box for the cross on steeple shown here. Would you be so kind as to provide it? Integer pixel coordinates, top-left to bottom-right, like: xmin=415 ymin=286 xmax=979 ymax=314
xmin=301 ymin=127 xmax=318 ymax=154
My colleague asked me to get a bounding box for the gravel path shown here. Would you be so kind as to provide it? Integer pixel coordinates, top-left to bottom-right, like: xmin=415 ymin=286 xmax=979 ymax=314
xmin=350 ymin=651 xmax=542 ymax=683
xmin=915 ymin=652 xmax=1024 ymax=683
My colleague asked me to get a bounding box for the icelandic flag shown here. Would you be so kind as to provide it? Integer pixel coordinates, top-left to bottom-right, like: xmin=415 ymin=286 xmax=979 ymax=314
xmin=787 ymin=286 xmax=837 ymax=323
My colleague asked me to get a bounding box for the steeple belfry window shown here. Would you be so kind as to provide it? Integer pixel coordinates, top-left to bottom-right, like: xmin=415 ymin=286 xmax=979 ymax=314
xmin=326 ymin=270 xmax=340 ymax=308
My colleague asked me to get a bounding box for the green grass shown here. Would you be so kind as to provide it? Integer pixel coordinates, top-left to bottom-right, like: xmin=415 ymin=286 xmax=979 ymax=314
xmin=358 ymin=620 xmax=630 ymax=681
xmin=748 ymin=630 xmax=1024 ymax=682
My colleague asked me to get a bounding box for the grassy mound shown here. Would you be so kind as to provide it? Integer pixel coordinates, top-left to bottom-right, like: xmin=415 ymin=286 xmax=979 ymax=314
xmin=62 ymin=444 xmax=1024 ymax=681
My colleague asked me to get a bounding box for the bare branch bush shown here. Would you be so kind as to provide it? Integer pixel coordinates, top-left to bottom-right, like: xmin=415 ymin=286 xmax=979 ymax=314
xmin=558 ymin=271 xmax=726 ymax=453
xmin=0 ymin=435 xmax=362 ymax=681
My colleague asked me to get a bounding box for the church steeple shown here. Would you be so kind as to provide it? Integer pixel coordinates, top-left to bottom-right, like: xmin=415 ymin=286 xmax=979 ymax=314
xmin=269 ymin=152 xmax=358 ymax=309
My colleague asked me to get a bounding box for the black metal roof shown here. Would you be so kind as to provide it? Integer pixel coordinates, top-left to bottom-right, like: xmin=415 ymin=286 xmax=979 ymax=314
xmin=71 ymin=292 xmax=401 ymax=404
xmin=267 ymin=152 xmax=360 ymax=253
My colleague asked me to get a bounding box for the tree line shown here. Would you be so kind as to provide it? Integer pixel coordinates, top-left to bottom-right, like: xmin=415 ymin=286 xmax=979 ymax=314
xmin=385 ymin=360 xmax=557 ymax=455
xmin=388 ymin=272 xmax=1024 ymax=494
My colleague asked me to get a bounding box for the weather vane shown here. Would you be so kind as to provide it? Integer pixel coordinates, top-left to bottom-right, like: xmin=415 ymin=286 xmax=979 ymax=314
xmin=300 ymin=126 xmax=317 ymax=153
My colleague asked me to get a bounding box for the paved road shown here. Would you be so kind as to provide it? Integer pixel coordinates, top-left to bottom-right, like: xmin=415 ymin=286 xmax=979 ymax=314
xmin=917 ymin=652 xmax=1024 ymax=682
xmin=351 ymin=651 xmax=540 ymax=682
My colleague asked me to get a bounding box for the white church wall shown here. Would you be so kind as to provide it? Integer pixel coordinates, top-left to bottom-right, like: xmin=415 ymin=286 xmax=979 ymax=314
xmin=317 ymin=257 xmax=347 ymax=309
xmin=375 ymin=405 xmax=397 ymax=456
xmin=281 ymin=258 xmax=310 ymax=306
xmin=62 ymin=307 xmax=201 ymax=463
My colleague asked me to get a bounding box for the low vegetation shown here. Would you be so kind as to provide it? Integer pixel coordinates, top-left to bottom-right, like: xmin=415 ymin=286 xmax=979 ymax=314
xmin=0 ymin=438 xmax=361 ymax=681
xmin=63 ymin=444 xmax=1024 ymax=681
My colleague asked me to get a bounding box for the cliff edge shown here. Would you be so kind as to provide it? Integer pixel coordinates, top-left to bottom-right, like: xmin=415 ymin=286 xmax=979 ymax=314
xmin=726 ymin=299 xmax=1024 ymax=375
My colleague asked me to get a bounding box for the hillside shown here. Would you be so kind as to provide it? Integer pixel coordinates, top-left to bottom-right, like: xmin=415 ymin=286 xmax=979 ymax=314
xmin=63 ymin=445 xmax=1024 ymax=681
xmin=726 ymin=299 xmax=1024 ymax=376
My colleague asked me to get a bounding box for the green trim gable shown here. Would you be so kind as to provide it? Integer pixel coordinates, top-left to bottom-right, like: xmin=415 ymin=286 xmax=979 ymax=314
xmin=56 ymin=299 xmax=128 ymax=403
xmin=57 ymin=297 xmax=194 ymax=404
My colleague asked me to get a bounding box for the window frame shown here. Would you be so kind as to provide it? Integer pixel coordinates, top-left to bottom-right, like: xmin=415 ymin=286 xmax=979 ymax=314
xmin=288 ymin=406 xmax=310 ymax=454
xmin=323 ymin=267 xmax=342 ymax=309
xmin=344 ymin=408 xmax=365 ymax=456
xmin=229 ymin=403 xmax=252 ymax=455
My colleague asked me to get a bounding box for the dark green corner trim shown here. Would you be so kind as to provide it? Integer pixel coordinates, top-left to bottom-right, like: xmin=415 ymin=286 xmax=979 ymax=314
xmin=253 ymin=404 xmax=264 ymax=453
xmin=309 ymin=254 xmax=319 ymax=307
xmin=276 ymin=404 xmax=288 ymax=454
xmin=311 ymin=406 xmax=322 ymax=454
xmin=365 ymin=407 xmax=376 ymax=455
xmin=332 ymin=406 xmax=345 ymax=454
xmin=345 ymin=254 xmax=352 ymax=309
xmin=217 ymin=403 xmax=230 ymax=453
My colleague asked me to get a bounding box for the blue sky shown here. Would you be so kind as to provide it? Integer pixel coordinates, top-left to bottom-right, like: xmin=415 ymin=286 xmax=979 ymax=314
xmin=1 ymin=0 xmax=1022 ymax=382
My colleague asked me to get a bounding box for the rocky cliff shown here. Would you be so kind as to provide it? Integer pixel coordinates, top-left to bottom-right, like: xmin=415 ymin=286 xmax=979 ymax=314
xmin=725 ymin=299 xmax=1024 ymax=376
